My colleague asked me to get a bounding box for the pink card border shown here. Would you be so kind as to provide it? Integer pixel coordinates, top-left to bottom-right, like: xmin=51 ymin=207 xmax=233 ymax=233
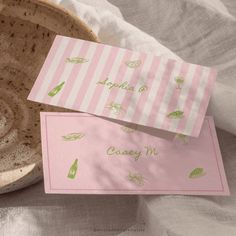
xmin=40 ymin=113 xmax=230 ymax=195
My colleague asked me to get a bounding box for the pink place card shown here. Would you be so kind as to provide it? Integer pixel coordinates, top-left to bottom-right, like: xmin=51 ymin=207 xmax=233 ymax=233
xmin=29 ymin=36 xmax=217 ymax=137
xmin=40 ymin=112 xmax=229 ymax=195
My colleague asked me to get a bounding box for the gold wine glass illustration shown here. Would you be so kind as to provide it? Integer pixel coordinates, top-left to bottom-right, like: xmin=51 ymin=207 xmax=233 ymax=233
xmin=175 ymin=76 xmax=184 ymax=89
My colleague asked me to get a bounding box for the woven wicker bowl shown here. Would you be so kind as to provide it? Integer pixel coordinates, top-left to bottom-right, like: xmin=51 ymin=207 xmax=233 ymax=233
xmin=0 ymin=0 xmax=98 ymax=193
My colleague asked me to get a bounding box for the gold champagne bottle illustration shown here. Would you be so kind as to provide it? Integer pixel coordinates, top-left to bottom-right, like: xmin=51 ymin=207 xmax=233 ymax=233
xmin=48 ymin=81 xmax=65 ymax=97
xmin=67 ymin=159 xmax=78 ymax=179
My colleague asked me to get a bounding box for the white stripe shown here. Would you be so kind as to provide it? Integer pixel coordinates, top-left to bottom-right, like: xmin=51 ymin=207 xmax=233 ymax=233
xmin=94 ymin=49 xmax=127 ymax=115
xmin=50 ymin=41 xmax=84 ymax=105
xmin=168 ymin=65 xmax=197 ymax=132
xmin=139 ymin=57 xmax=169 ymax=125
xmin=109 ymin=51 xmax=141 ymax=119
xmin=154 ymin=60 xmax=182 ymax=127
xmin=79 ymin=46 xmax=112 ymax=110
xmin=64 ymin=43 xmax=97 ymax=109
xmin=123 ymin=54 xmax=155 ymax=120
xmin=183 ymin=68 xmax=211 ymax=134
xmin=35 ymin=38 xmax=70 ymax=101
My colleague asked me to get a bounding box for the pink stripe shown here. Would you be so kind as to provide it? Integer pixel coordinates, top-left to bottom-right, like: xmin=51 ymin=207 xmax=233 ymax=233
xmin=42 ymin=38 xmax=77 ymax=104
xmin=72 ymin=44 xmax=105 ymax=110
xmin=131 ymin=57 xmax=161 ymax=123
xmin=146 ymin=59 xmax=176 ymax=127
xmin=161 ymin=62 xmax=190 ymax=130
xmin=87 ymin=47 xmax=120 ymax=112
xmin=101 ymin=50 xmax=133 ymax=116
xmin=191 ymin=69 xmax=217 ymax=136
xmin=57 ymin=41 xmax=90 ymax=108
xmin=175 ymin=65 xmax=203 ymax=133
xmin=28 ymin=36 xmax=62 ymax=100
xmin=116 ymin=53 xmax=147 ymax=120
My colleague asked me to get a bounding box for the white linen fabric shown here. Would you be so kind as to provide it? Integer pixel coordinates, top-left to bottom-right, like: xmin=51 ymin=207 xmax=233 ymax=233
xmin=0 ymin=0 xmax=236 ymax=235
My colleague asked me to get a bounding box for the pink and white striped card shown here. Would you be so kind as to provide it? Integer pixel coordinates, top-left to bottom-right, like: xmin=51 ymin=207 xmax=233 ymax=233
xmin=40 ymin=113 xmax=229 ymax=195
xmin=28 ymin=36 xmax=217 ymax=137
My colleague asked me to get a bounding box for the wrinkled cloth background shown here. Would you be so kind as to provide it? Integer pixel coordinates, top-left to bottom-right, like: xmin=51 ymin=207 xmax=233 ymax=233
xmin=1 ymin=0 xmax=236 ymax=235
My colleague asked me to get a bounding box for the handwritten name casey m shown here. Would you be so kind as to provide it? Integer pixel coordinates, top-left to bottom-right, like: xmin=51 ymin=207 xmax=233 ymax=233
xmin=106 ymin=146 xmax=158 ymax=161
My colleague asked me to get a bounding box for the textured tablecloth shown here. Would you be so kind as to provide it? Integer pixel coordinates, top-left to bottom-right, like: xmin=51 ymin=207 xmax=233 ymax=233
xmin=1 ymin=0 xmax=236 ymax=235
